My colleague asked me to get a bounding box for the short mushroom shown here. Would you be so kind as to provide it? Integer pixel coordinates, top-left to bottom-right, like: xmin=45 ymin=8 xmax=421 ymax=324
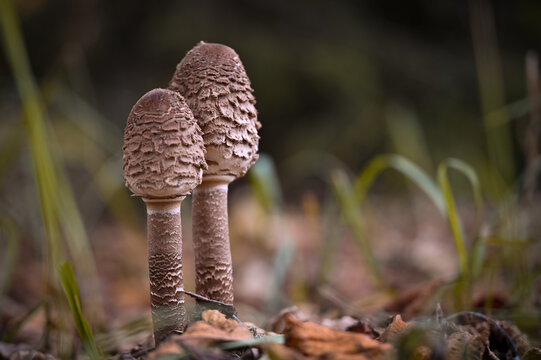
xmin=169 ymin=42 xmax=260 ymax=304
xmin=122 ymin=88 xmax=207 ymax=344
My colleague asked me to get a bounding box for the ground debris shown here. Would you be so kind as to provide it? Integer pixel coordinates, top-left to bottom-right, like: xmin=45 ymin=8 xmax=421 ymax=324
xmin=281 ymin=312 xmax=391 ymax=359
xmin=182 ymin=309 xmax=253 ymax=344
xmin=146 ymin=310 xmax=253 ymax=359
xmin=99 ymin=309 xmax=541 ymax=359
xmin=0 ymin=342 xmax=57 ymax=360
xmin=378 ymin=315 xmax=412 ymax=343
xmin=384 ymin=279 xmax=443 ymax=319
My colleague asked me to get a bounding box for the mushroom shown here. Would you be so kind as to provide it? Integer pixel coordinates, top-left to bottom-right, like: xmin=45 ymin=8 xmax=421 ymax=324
xmin=122 ymin=88 xmax=207 ymax=344
xmin=169 ymin=42 xmax=260 ymax=304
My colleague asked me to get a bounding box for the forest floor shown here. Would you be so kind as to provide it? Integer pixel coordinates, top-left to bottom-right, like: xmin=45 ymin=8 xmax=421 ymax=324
xmin=1 ymin=195 xmax=540 ymax=359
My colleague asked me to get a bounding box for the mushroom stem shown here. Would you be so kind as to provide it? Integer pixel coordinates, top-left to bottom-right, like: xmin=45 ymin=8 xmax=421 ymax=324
xmin=144 ymin=198 xmax=186 ymax=344
xmin=192 ymin=180 xmax=234 ymax=304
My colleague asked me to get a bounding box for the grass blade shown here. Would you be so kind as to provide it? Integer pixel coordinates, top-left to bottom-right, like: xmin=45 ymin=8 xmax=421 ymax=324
xmin=443 ymin=158 xmax=484 ymax=279
xmin=248 ymin=153 xmax=283 ymax=212
xmin=353 ymin=154 xmax=445 ymax=215
xmin=437 ymin=158 xmax=485 ymax=283
xmin=218 ymin=335 xmax=285 ymax=350
xmin=0 ymin=0 xmax=64 ymax=273
xmin=58 ymin=262 xmax=101 ymax=360
xmin=1 ymin=300 xmax=46 ymax=342
xmin=437 ymin=161 xmax=468 ymax=280
xmin=0 ymin=121 xmax=25 ymax=182
xmin=332 ymin=169 xmax=384 ymax=287
xmin=0 ymin=0 xmax=104 ymax=324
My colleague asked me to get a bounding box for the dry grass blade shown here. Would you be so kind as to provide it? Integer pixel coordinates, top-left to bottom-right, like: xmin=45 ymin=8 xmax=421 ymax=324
xmin=0 ymin=0 xmax=103 ymax=322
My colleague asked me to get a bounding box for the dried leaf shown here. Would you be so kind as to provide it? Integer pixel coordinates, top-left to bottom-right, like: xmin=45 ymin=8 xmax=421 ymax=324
xmin=180 ymin=310 xmax=253 ymax=346
xmin=282 ymin=313 xmax=391 ymax=358
xmin=147 ymin=340 xmax=183 ymax=359
xmin=378 ymin=315 xmax=412 ymax=343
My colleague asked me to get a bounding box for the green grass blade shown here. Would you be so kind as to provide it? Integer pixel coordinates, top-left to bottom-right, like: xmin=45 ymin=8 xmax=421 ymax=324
xmin=332 ymin=169 xmax=384 ymax=287
xmin=386 ymin=103 xmax=434 ymax=173
xmin=0 ymin=0 xmax=103 ymax=322
xmin=264 ymin=232 xmax=296 ymax=313
xmin=353 ymin=154 xmax=445 ymax=215
xmin=437 ymin=161 xmax=469 ymax=281
xmin=53 ymin=139 xmax=105 ymax=321
xmin=485 ymin=93 xmax=541 ymax=128
xmin=445 ymin=158 xmax=483 ymax=213
xmin=0 ymin=121 xmax=24 ymax=182
xmin=443 ymin=158 xmax=484 ymax=278
xmin=248 ymin=153 xmax=283 ymax=212
xmin=218 ymin=335 xmax=285 ymax=350
xmin=58 ymin=262 xmax=101 ymax=360
xmin=0 ymin=0 xmax=64 ymax=273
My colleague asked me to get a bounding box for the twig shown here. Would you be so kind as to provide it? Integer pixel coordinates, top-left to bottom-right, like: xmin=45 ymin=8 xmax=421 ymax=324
xmin=183 ymin=291 xmax=237 ymax=318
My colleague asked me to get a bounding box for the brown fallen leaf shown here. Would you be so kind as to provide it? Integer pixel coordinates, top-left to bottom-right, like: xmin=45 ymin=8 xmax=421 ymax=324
xmin=149 ymin=310 xmax=253 ymax=358
xmin=181 ymin=310 xmax=253 ymax=345
xmin=282 ymin=313 xmax=391 ymax=359
xmin=147 ymin=340 xmax=183 ymax=359
xmin=378 ymin=315 xmax=412 ymax=343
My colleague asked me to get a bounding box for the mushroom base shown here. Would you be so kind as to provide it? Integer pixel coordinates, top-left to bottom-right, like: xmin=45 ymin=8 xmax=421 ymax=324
xmin=192 ymin=184 xmax=234 ymax=304
xmin=144 ymin=198 xmax=186 ymax=344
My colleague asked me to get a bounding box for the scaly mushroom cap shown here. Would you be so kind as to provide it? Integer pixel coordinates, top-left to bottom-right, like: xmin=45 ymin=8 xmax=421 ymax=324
xmin=123 ymin=88 xmax=207 ymax=198
xmin=169 ymin=42 xmax=260 ymax=182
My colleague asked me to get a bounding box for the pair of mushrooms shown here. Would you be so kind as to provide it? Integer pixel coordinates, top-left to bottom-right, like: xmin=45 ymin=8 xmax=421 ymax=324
xmin=122 ymin=42 xmax=260 ymax=344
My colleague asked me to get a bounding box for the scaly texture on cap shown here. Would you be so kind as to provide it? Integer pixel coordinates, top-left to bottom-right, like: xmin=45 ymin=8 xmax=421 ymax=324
xmin=169 ymin=42 xmax=260 ymax=180
xmin=123 ymin=88 xmax=207 ymax=198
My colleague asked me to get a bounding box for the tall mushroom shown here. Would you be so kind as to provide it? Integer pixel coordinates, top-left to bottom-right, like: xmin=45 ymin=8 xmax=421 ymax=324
xmin=169 ymin=42 xmax=260 ymax=304
xmin=123 ymin=88 xmax=207 ymax=344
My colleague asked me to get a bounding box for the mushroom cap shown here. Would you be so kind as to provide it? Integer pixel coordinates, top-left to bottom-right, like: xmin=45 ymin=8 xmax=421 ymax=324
xmin=123 ymin=88 xmax=207 ymax=198
xmin=169 ymin=42 xmax=260 ymax=182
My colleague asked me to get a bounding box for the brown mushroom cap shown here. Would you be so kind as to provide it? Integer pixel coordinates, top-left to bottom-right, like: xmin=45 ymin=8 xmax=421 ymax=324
xmin=169 ymin=42 xmax=260 ymax=181
xmin=123 ymin=88 xmax=207 ymax=198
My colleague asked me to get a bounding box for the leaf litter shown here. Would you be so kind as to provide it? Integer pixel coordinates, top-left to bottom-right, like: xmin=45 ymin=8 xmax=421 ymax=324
xmin=103 ymin=305 xmax=539 ymax=360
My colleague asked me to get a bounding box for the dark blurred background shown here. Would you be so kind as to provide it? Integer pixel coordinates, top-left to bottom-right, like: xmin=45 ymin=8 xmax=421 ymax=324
xmin=3 ymin=0 xmax=541 ymax=173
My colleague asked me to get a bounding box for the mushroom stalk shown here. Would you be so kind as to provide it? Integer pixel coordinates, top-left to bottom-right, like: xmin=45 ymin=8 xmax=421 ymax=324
xmin=145 ymin=198 xmax=186 ymax=343
xmin=192 ymin=180 xmax=234 ymax=304
xmin=170 ymin=42 xmax=260 ymax=306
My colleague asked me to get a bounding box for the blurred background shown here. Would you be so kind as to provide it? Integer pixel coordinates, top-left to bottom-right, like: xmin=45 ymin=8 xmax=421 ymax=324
xmin=1 ymin=0 xmax=541 ymax=356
